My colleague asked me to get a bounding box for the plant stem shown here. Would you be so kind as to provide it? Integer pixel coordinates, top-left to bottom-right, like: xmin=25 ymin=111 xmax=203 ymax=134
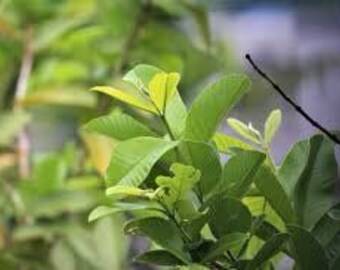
xmin=156 ymin=198 xmax=193 ymax=243
xmin=245 ymin=54 xmax=340 ymax=145
xmin=14 ymin=25 xmax=34 ymax=179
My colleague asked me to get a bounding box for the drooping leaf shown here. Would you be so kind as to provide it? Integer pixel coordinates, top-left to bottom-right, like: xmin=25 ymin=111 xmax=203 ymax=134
xmin=202 ymin=233 xmax=247 ymax=262
xmin=254 ymin=166 xmax=294 ymax=224
xmin=279 ymin=135 xmax=338 ymax=229
xmin=264 ymin=109 xmax=282 ymax=144
xmin=288 ymin=225 xmax=329 ymax=270
xmin=221 ymin=150 xmax=265 ymax=198
xmin=184 ymin=74 xmax=251 ymax=142
xmin=83 ymin=110 xmax=157 ymax=140
xmin=213 ymin=133 xmax=253 ymax=154
xmin=149 ymin=72 xmax=180 ymax=113
xmin=91 ymin=86 xmax=157 ymax=114
xmin=179 ymin=140 xmax=222 ymax=200
xmin=246 ymin=233 xmax=289 ymax=270
xmin=124 ymin=217 xmax=191 ymax=263
xmin=135 ymin=249 xmax=185 ymax=266
xmin=106 ymin=137 xmax=178 ymax=186
xmin=227 ymin=118 xmax=261 ymax=144
xmin=209 ymin=197 xmax=252 ymax=238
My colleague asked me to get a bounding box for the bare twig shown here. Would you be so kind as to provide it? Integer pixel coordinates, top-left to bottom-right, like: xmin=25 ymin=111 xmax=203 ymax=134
xmin=245 ymin=54 xmax=340 ymax=145
xmin=14 ymin=25 xmax=34 ymax=178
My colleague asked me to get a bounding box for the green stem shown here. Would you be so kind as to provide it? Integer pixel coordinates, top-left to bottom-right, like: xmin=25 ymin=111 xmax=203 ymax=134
xmin=156 ymin=198 xmax=192 ymax=243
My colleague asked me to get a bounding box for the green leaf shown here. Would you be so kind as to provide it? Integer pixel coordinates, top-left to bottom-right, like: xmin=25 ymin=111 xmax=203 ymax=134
xmin=50 ymin=240 xmax=76 ymax=270
xmin=179 ymin=140 xmax=222 ymax=200
xmin=123 ymin=64 xmax=162 ymax=88
xmin=184 ymin=74 xmax=251 ymax=142
xmin=288 ymin=225 xmax=329 ymax=270
xmin=83 ymin=111 xmax=157 ymax=140
xmin=91 ymin=86 xmax=157 ymax=114
xmin=135 ymin=250 xmax=185 ymax=266
xmin=221 ymin=150 xmax=266 ymax=198
xmin=155 ymin=163 xmax=200 ymax=206
xmin=106 ymin=137 xmax=178 ymax=186
xmin=213 ymin=133 xmax=253 ymax=154
xmin=149 ymin=72 xmax=180 ymax=113
xmin=209 ymin=197 xmax=252 ymax=238
xmin=254 ymin=166 xmax=294 ymax=224
xmin=279 ymin=135 xmax=338 ymax=229
xmin=246 ymin=233 xmax=289 ymax=270
xmin=264 ymin=109 xmax=282 ymax=144
xmin=227 ymin=118 xmax=261 ymax=144
xmin=202 ymin=233 xmax=247 ymax=262
xmin=124 ymin=217 xmax=191 ymax=263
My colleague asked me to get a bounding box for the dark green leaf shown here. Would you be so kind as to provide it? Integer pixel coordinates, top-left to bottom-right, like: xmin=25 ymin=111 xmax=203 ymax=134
xmin=209 ymin=197 xmax=252 ymax=238
xmin=135 ymin=249 xmax=185 ymax=266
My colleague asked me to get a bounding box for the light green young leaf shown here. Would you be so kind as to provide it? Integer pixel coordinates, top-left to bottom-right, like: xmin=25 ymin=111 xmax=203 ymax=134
xmin=264 ymin=109 xmax=282 ymax=144
xmin=83 ymin=111 xmax=157 ymax=140
xmin=155 ymin=163 xmax=200 ymax=206
xmin=227 ymin=118 xmax=261 ymax=144
xmin=149 ymin=72 xmax=180 ymax=113
xmin=124 ymin=64 xmax=187 ymax=139
xmin=91 ymin=86 xmax=157 ymax=114
xmin=106 ymin=137 xmax=178 ymax=187
xmin=184 ymin=74 xmax=251 ymax=142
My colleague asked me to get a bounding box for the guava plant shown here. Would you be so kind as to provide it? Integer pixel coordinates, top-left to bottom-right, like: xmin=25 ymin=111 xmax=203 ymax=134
xmin=86 ymin=64 xmax=339 ymax=270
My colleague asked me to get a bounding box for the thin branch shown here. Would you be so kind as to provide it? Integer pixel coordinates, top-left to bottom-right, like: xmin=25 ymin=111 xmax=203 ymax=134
xmin=114 ymin=0 xmax=151 ymax=75
xmin=245 ymin=54 xmax=340 ymax=145
xmin=14 ymin=25 xmax=34 ymax=179
xmin=99 ymin=0 xmax=151 ymax=113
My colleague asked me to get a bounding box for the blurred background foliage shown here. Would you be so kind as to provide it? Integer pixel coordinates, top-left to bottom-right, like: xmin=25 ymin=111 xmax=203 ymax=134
xmin=0 ymin=0 xmax=228 ymax=269
xmin=1 ymin=0 xmax=340 ymax=269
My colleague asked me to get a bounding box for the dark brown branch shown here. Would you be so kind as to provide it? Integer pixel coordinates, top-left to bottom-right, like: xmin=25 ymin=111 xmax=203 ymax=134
xmin=245 ymin=54 xmax=340 ymax=145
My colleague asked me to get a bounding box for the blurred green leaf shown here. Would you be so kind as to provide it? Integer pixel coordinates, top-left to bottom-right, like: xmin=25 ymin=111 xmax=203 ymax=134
xmin=0 ymin=111 xmax=30 ymax=145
